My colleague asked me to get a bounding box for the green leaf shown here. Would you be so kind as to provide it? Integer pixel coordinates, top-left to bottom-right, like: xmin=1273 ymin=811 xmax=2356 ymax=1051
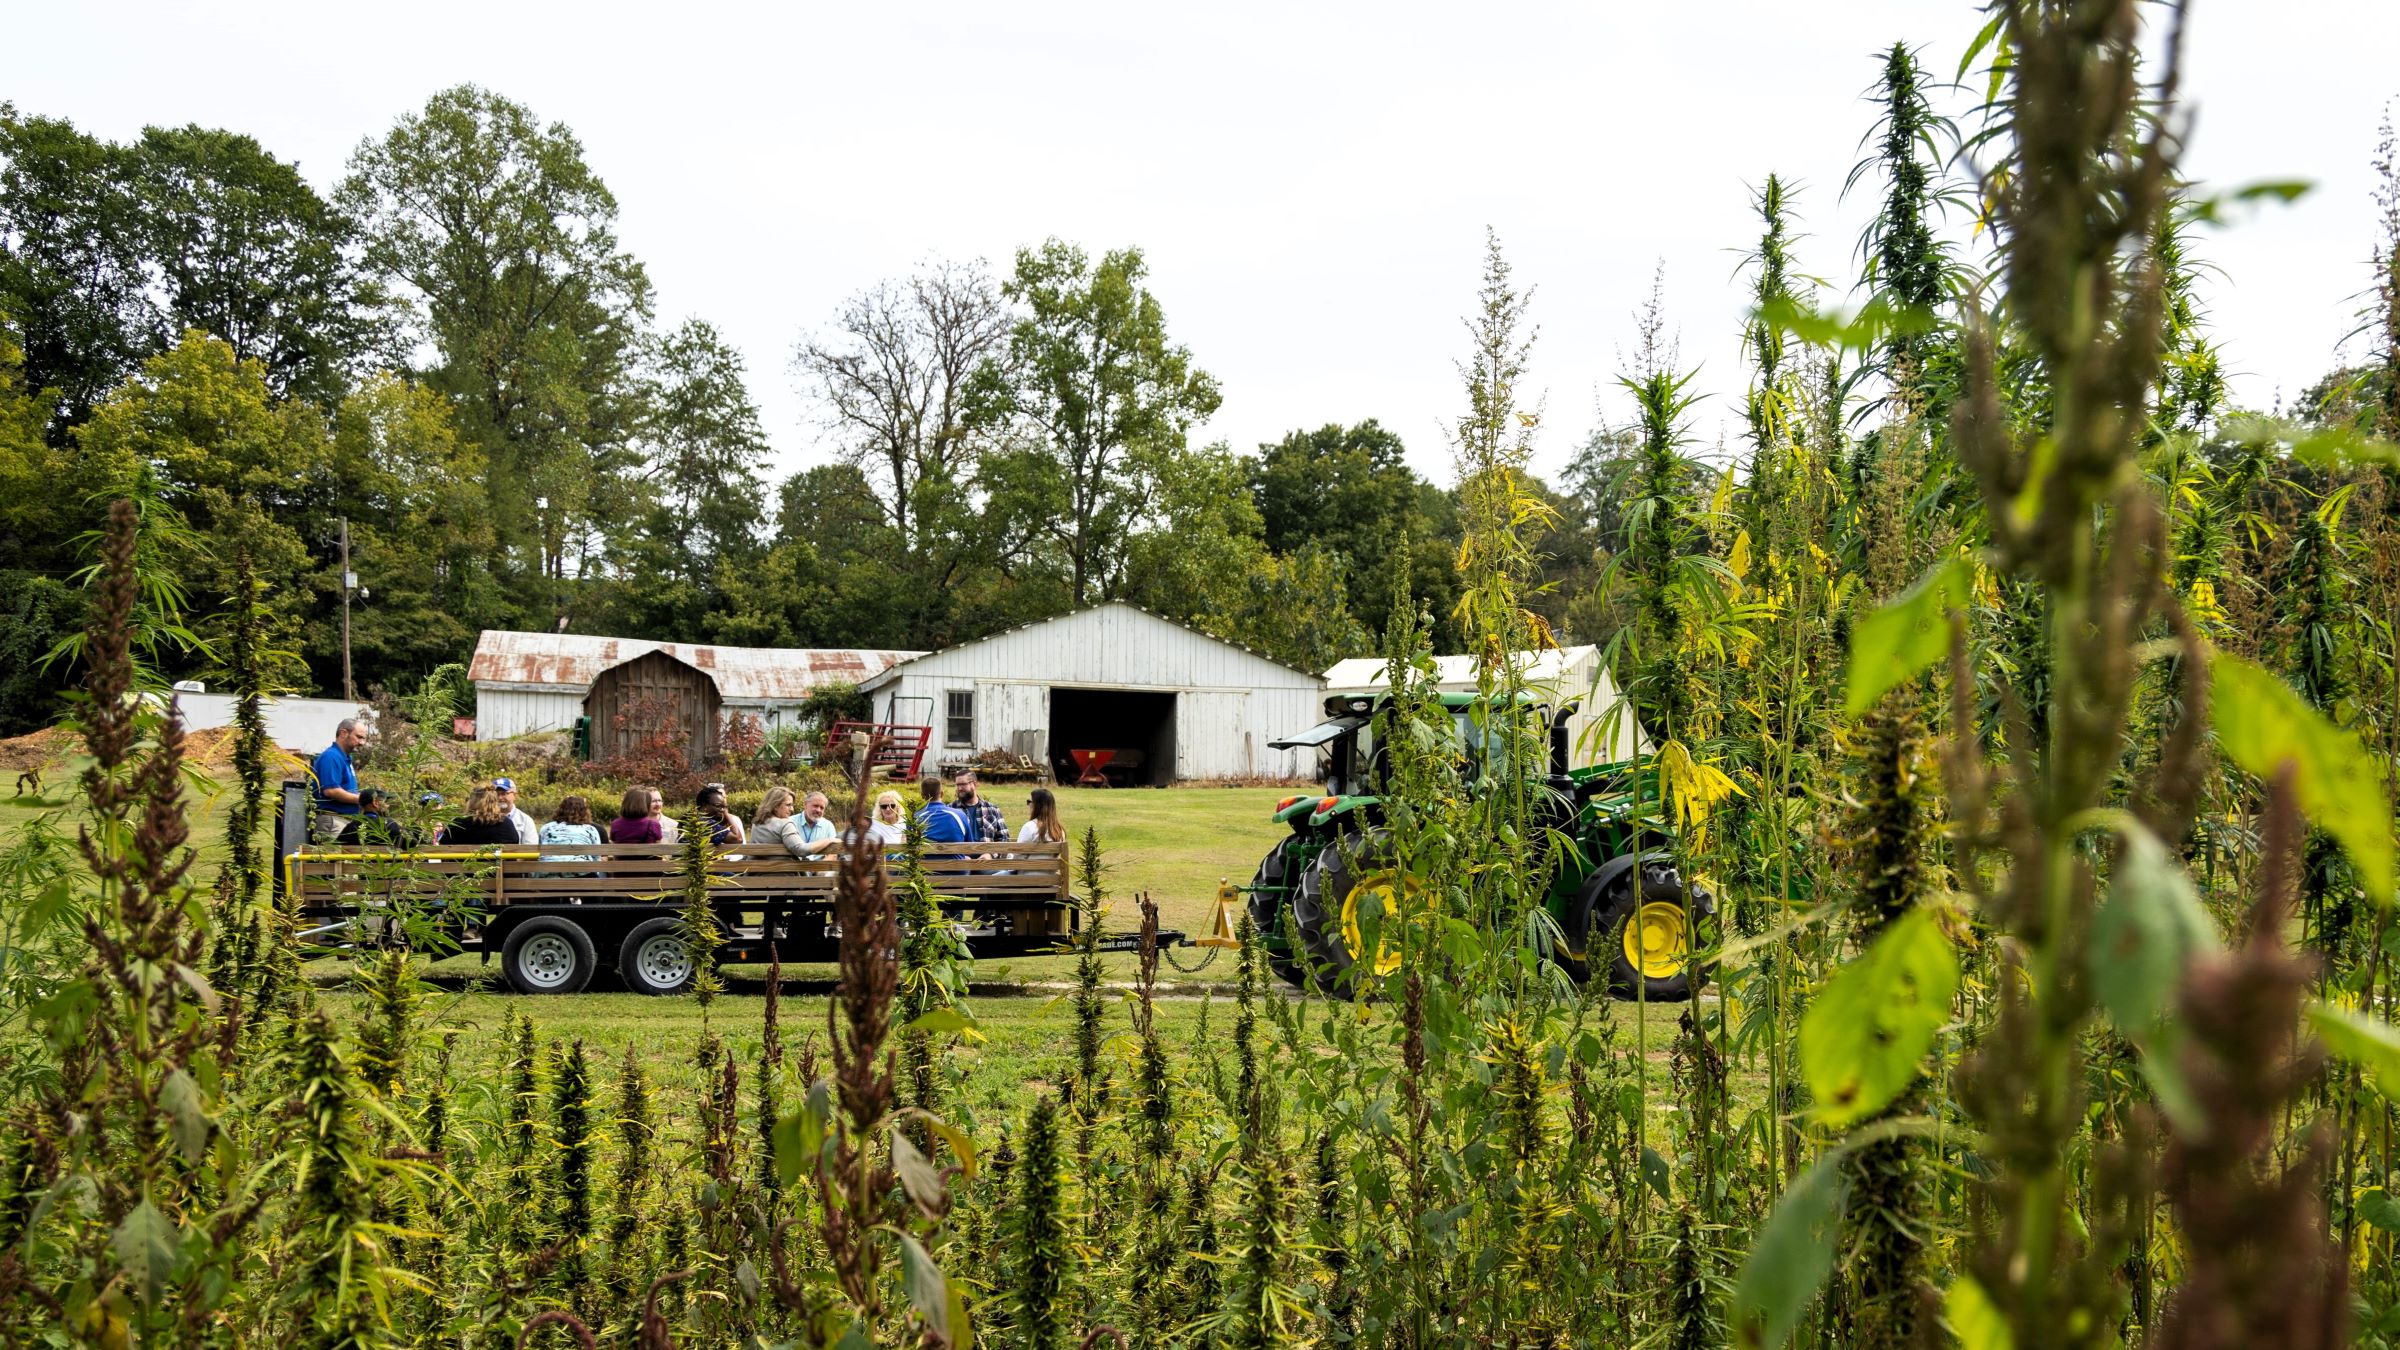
xmin=112 ymin=1198 xmax=179 ymax=1306
xmin=2232 ymin=179 xmax=2313 ymax=203
xmin=947 ymin=1284 xmax=975 ymax=1349
xmin=892 ymin=1130 xmax=947 ymax=1217
xmin=2092 ymin=822 xmax=2219 ymax=1131
xmin=2211 ymin=653 xmax=2395 ymax=903
xmin=1946 ymin=1274 xmax=2014 ymax=1350
xmin=924 ymin=1114 xmax=979 ymax=1179
xmin=2306 ymin=1001 xmax=2400 ymax=1105
xmin=1801 ymin=907 xmax=1959 ymax=1127
xmin=1731 ymin=1151 xmax=1849 ymax=1350
xmin=160 ymin=1068 xmax=211 ymax=1168
xmin=1956 ymin=14 xmax=2005 ymax=79
xmin=898 ymin=1233 xmax=951 ymax=1340
xmin=2358 ymin=1188 xmax=2400 ymax=1235
xmin=772 ymin=1080 xmax=834 ymax=1188
xmin=734 ymin=1256 xmax=761 ymax=1305
xmin=2188 ymin=178 xmax=2316 ymax=224
xmin=1845 ymin=558 xmax=1971 ymax=715
xmin=1758 ymin=297 xmax=1936 ymax=358
xmin=1639 ymin=1146 xmax=1673 ymax=1204
xmin=900 ymin=1007 xmax=974 ymax=1038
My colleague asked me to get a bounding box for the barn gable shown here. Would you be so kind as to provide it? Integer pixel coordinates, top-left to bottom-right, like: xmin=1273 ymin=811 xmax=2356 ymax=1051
xmin=583 ymin=648 xmax=723 ymax=764
xmin=861 ymin=602 xmax=1320 ymax=693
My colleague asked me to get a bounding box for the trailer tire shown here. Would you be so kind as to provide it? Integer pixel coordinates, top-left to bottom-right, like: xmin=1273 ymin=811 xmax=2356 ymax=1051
xmin=501 ymin=916 xmax=598 ymax=995
xmin=618 ymin=917 xmax=699 ymax=997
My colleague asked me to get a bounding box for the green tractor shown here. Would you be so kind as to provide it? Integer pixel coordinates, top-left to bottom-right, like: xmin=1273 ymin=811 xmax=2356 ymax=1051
xmin=1245 ymin=691 xmax=1711 ymax=999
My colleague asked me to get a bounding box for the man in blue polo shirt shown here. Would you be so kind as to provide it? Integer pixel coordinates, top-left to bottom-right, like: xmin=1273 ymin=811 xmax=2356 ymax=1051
xmin=310 ymin=717 xmax=371 ymax=842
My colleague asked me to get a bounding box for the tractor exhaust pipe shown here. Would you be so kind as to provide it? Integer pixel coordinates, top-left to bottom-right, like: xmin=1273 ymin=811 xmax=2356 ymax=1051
xmin=1550 ymin=700 xmax=1581 ymax=777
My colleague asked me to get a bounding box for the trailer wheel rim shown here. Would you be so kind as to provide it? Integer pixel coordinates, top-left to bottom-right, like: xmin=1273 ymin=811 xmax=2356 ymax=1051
xmin=634 ymin=933 xmax=694 ymax=989
xmin=1623 ymin=901 xmax=1689 ymax=981
xmin=518 ymin=933 xmax=579 ymax=990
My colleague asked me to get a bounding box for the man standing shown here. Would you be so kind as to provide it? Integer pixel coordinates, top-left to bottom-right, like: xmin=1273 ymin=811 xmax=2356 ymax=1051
xmin=952 ymin=769 xmax=1006 ymax=843
xmin=494 ymin=777 xmax=537 ymax=844
xmin=310 ymin=717 xmax=370 ymax=843
xmin=914 ymin=776 xmax=968 ymax=844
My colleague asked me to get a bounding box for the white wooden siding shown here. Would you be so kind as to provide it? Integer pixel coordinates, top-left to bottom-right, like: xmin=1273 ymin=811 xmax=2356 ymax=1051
xmin=473 ymin=687 xmax=585 ymax=739
xmin=977 ymin=681 xmax=1048 ymax=754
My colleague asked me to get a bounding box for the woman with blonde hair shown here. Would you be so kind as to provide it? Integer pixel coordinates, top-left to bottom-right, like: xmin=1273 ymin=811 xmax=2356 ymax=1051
xmin=859 ymin=789 xmax=909 ymax=846
xmin=752 ymin=785 xmax=796 ymax=835
xmin=444 ymin=783 xmax=520 ymax=847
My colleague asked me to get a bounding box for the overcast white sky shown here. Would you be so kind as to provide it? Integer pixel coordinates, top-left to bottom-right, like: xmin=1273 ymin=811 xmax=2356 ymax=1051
xmin=13 ymin=2 xmax=2399 ymax=487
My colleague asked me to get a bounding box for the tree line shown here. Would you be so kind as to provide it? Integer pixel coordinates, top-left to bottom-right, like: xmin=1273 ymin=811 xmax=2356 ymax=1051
xmin=0 ymin=88 xmax=1652 ymax=736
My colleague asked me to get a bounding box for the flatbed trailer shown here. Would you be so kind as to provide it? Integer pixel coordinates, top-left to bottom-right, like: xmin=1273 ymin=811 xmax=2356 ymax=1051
xmin=281 ymin=837 xmax=1166 ymax=994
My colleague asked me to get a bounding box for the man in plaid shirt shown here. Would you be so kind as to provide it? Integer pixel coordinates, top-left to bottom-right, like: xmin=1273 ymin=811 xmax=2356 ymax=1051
xmin=951 ymin=769 xmax=1007 ymax=843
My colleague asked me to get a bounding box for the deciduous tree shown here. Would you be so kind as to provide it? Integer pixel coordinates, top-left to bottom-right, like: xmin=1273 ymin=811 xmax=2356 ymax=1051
xmin=341 ymin=85 xmax=653 ymax=588
xmin=971 ymin=240 xmax=1221 ymax=605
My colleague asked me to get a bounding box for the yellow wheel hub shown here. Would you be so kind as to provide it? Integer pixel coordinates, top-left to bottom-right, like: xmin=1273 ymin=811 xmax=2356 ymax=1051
xmin=1340 ymin=871 xmax=1417 ymax=977
xmin=1623 ymin=900 xmax=1690 ymax=981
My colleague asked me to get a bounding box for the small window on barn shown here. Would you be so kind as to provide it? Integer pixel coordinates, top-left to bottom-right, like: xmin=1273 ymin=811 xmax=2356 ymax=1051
xmin=945 ymin=690 xmax=974 ymax=748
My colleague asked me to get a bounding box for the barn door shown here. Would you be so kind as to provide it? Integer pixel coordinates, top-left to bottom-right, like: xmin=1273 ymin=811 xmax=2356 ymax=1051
xmin=1176 ymin=691 xmax=1248 ymax=780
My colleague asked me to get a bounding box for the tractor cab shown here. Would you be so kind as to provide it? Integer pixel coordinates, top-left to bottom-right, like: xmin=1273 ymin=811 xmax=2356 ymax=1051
xmin=1269 ymin=690 xmax=1566 ymax=810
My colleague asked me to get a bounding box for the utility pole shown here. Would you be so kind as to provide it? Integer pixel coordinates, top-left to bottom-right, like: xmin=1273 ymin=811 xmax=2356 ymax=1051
xmin=340 ymin=517 xmax=355 ymax=702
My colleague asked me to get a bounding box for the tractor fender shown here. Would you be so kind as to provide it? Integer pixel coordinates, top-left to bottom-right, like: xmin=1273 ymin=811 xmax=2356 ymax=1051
xmin=1307 ymin=795 xmax=1379 ymax=829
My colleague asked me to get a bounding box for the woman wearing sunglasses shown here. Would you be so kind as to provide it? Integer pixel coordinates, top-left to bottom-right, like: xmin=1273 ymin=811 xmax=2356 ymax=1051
xmin=859 ymin=789 xmax=909 ymax=846
xmin=1016 ymin=786 xmax=1065 ymax=844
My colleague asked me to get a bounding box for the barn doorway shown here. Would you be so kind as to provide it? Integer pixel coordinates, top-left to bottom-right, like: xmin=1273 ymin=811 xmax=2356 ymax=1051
xmin=1048 ymin=688 xmax=1176 ymax=786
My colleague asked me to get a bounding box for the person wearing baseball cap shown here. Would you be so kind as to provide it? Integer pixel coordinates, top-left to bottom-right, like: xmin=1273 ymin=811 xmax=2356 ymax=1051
xmin=493 ymin=777 xmax=537 ymax=845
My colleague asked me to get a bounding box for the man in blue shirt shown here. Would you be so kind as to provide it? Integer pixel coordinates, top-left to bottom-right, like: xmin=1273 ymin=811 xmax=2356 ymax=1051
xmin=914 ymin=775 xmax=968 ymax=844
xmin=310 ymin=718 xmax=371 ymax=842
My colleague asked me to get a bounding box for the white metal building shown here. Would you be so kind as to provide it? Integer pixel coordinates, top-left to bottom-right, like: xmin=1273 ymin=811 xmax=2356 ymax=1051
xmin=167 ymin=691 xmax=373 ymax=753
xmin=856 ymin=602 xmax=1326 ymax=784
xmin=1321 ymin=644 xmax=1649 ymax=767
xmin=466 ymin=631 xmax=925 ymax=740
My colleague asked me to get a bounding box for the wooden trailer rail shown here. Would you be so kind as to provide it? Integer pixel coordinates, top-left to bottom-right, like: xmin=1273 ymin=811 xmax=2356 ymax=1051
xmin=286 ymin=839 xmax=1069 ymax=911
xmin=281 ymin=839 xmax=1095 ymax=994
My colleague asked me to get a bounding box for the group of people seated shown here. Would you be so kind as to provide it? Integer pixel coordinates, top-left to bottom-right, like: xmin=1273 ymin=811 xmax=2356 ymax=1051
xmin=312 ymin=720 xmax=1071 ymax=866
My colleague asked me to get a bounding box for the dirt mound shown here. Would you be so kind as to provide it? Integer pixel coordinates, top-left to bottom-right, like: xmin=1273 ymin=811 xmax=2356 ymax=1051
xmin=0 ymin=724 xmax=304 ymax=775
xmin=0 ymin=726 xmax=75 ymax=773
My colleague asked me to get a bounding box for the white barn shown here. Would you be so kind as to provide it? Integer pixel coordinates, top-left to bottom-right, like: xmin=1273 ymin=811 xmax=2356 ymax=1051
xmin=466 ymin=631 xmax=924 ymax=740
xmin=857 ymin=602 xmax=1326 ymax=784
xmin=1320 ymin=644 xmax=1648 ymax=767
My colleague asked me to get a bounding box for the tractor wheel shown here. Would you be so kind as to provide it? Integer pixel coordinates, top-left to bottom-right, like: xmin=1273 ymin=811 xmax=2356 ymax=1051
xmin=1248 ymin=843 xmax=1306 ymax=988
xmin=1294 ymin=830 xmax=1416 ymax=994
xmin=1569 ymin=859 xmax=1705 ymax=1002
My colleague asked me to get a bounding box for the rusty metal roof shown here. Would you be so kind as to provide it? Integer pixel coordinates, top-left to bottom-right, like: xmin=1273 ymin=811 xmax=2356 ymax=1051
xmin=467 ymin=631 xmax=925 ymax=701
